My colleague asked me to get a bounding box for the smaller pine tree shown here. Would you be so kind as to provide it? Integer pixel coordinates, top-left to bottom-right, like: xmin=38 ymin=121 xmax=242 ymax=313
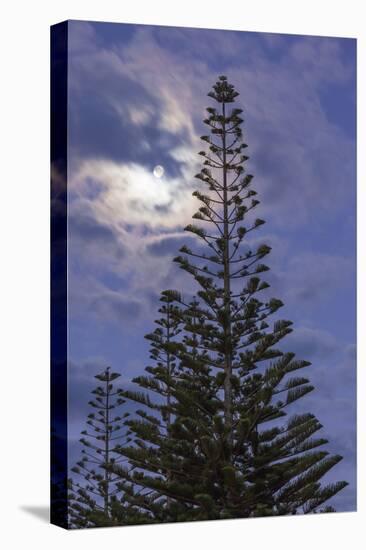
xmin=109 ymin=291 xmax=186 ymax=524
xmin=68 ymin=367 xmax=130 ymax=528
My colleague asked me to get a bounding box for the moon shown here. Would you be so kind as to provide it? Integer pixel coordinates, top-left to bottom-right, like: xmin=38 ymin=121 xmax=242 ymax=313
xmin=153 ymin=165 xmax=165 ymax=178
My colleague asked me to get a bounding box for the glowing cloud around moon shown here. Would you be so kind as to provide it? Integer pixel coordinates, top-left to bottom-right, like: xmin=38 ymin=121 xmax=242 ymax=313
xmin=153 ymin=165 xmax=165 ymax=178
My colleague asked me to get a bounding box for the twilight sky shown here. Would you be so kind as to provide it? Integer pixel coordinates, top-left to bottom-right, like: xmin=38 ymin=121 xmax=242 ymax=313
xmin=66 ymin=20 xmax=356 ymax=511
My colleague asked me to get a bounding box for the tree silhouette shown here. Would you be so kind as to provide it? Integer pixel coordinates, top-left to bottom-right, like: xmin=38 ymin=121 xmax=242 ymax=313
xmin=68 ymin=368 xmax=130 ymax=528
xmin=109 ymin=76 xmax=347 ymax=522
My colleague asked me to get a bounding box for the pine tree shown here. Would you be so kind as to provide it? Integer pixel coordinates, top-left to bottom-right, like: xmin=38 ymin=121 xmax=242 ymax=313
xmin=169 ymin=75 xmax=347 ymax=518
xmin=110 ymin=76 xmax=348 ymax=522
xmin=68 ymin=367 xmax=130 ymax=528
xmin=108 ymin=291 xmax=185 ymax=524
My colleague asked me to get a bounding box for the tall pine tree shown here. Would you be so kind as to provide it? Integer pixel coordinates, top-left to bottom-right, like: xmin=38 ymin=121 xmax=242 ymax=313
xmin=110 ymin=76 xmax=348 ymax=523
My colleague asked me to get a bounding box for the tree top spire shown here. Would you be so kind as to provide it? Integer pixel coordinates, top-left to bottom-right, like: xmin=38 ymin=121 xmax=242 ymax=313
xmin=95 ymin=367 xmax=120 ymax=382
xmin=207 ymin=75 xmax=239 ymax=103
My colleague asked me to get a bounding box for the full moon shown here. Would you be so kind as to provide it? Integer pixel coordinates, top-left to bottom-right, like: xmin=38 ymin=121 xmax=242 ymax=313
xmin=153 ymin=165 xmax=165 ymax=178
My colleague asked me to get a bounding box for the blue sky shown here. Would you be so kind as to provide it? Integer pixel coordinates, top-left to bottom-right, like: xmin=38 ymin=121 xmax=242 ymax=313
xmin=65 ymin=20 xmax=356 ymax=511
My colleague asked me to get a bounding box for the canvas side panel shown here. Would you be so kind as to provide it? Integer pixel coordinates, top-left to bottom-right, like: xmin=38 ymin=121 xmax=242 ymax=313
xmin=50 ymin=20 xmax=69 ymax=529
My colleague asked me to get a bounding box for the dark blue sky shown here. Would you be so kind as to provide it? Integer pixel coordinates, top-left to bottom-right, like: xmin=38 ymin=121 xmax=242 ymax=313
xmin=66 ymin=20 xmax=356 ymax=511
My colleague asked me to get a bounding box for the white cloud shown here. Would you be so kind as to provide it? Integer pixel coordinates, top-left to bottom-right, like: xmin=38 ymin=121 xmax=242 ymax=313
xmin=70 ymin=159 xmax=197 ymax=229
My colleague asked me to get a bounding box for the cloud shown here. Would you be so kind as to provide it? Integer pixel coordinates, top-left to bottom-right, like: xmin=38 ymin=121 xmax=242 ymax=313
xmin=259 ymin=249 xmax=355 ymax=316
xmin=70 ymin=160 xmax=198 ymax=229
xmin=285 ymin=326 xmax=339 ymax=361
xmin=69 ymin=212 xmax=125 ymax=256
xmin=288 ymin=37 xmax=353 ymax=85
xmin=145 ymin=233 xmax=195 ymax=257
xmin=284 ymin=252 xmax=354 ymax=303
xmin=90 ymin=292 xmax=142 ymax=323
xmin=345 ymin=343 xmax=356 ymax=360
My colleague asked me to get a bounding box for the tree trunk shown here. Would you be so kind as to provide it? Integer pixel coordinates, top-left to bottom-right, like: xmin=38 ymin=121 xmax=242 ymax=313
xmin=222 ymin=101 xmax=233 ymax=446
xmin=104 ymin=373 xmax=110 ymax=516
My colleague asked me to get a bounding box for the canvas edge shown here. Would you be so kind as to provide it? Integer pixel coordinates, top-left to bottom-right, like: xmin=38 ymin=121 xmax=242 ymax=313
xmin=50 ymin=20 xmax=69 ymax=530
